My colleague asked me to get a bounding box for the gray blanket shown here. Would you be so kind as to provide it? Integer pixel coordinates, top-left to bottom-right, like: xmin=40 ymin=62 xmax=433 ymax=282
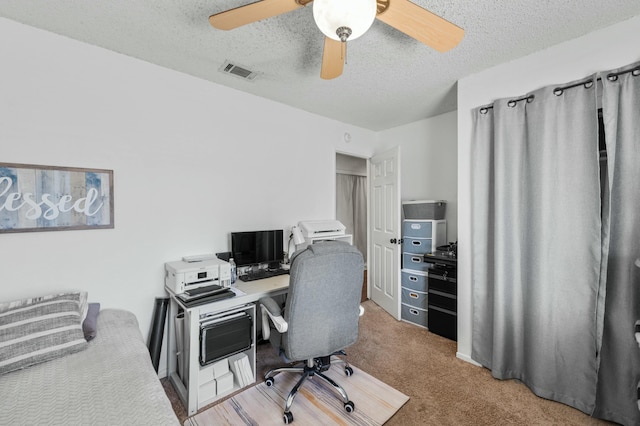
xmin=0 ymin=309 xmax=179 ymax=425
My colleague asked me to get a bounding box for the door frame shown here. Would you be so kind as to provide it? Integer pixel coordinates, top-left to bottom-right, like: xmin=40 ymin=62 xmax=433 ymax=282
xmin=335 ymin=151 xmax=370 ymax=299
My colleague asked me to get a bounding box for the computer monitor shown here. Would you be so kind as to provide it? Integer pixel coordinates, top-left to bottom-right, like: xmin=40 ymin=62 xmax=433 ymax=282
xmin=230 ymin=229 xmax=284 ymax=268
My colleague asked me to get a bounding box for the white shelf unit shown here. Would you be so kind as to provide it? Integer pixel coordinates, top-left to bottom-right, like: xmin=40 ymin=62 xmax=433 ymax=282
xmin=167 ymin=298 xmax=256 ymax=415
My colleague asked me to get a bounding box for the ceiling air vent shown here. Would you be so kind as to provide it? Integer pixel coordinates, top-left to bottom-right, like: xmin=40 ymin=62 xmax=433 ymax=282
xmin=219 ymin=61 xmax=258 ymax=81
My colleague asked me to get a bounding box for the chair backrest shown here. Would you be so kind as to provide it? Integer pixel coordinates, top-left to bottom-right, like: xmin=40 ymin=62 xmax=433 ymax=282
xmin=282 ymin=241 xmax=364 ymax=361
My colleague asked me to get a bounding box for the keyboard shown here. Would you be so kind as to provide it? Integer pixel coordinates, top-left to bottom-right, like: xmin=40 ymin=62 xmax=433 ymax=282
xmin=239 ymin=268 xmax=289 ymax=282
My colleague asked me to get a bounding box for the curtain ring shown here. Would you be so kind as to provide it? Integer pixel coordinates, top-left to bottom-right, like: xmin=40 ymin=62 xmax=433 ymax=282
xmin=480 ymin=107 xmax=488 ymax=114
xmin=553 ymin=88 xmax=563 ymax=96
xmin=507 ymin=100 xmax=516 ymax=108
xmin=584 ymin=80 xmax=594 ymax=89
xmin=632 ymin=68 xmax=640 ymax=77
xmin=526 ymin=95 xmax=535 ymax=103
xmin=607 ymin=74 xmax=618 ymax=82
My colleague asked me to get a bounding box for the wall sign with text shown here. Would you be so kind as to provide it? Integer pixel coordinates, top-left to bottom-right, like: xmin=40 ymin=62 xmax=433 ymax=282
xmin=0 ymin=163 xmax=114 ymax=233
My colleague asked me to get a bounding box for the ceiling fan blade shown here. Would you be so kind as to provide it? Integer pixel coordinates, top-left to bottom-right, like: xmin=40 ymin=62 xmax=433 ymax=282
xmin=376 ymin=0 xmax=464 ymax=52
xmin=209 ymin=0 xmax=304 ymax=30
xmin=320 ymin=37 xmax=345 ymax=80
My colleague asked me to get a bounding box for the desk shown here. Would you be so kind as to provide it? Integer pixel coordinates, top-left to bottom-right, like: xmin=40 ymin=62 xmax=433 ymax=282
xmin=166 ymin=275 xmax=289 ymax=415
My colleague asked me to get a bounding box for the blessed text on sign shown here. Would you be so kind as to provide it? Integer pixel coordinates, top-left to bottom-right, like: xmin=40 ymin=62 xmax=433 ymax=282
xmin=0 ymin=163 xmax=114 ymax=233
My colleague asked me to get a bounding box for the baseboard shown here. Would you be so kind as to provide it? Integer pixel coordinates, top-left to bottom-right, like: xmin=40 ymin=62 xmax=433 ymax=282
xmin=456 ymin=351 xmax=482 ymax=367
xmin=158 ymin=366 xmax=168 ymax=379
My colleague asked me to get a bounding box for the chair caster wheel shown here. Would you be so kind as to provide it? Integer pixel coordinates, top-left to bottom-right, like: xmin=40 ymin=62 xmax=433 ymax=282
xmin=283 ymin=411 xmax=294 ymax=424
xmin=344 ymin=400 xmax=355 ymax=413
xmin=265 ymin=377 xmax=275 ymax=387
xmin=345 ymin=366 xmax=353 ymax=376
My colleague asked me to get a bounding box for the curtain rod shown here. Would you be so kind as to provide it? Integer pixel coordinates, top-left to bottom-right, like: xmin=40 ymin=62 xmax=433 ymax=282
xmin=337 ymin=170 xmax=367 ymax=177
xmin=479 ymin=65 xmax=640 ymax=114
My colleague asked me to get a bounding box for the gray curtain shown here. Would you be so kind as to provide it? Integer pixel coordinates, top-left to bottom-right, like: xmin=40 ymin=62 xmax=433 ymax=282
xmin=593 ymin=64 xmax=640 ymax=425
xmin=472 ymin=61 xmax=640 ymax=425
xmin=336 ymin=173 xmax=367 ymax=263
xmin=471 ymin=79 xmax=603 ymax=413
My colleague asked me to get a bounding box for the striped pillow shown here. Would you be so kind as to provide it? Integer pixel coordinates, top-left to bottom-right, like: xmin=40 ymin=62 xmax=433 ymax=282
xmin=0 ymin=292 xmax=89 ymax=375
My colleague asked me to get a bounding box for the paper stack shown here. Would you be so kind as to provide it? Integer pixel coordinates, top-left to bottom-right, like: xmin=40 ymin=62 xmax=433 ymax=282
xmin=227 ymin=353 xmax=253 ymax=387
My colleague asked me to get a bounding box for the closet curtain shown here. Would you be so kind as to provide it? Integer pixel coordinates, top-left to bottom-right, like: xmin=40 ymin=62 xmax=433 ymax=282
xmin=336 ymin=173 xmax=367 ymax=263
xmin=593 ymin=64 xmax=640 ymax=425
xmin=471 ymin=61 xmax=640 ymax=425
xmin=471 ymin=79 xmax=603 ymax=413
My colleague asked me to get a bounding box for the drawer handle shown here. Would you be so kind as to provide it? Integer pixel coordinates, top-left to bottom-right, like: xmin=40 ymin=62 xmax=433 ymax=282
xmin=429 ymin=274 xmax=456 ymax=282
xmin=428 ymin=305 xmax=457 ymax=316
xmin=429 ymin=289 xmax=456 ymax=299
xmin=409 ymin=292 xmax=419 ymax=299
xmin=409 ymin=308 xmax=419 ymax=316
xmin=411 ymin=240 xmax=422 ymax=246
xmin=411 ymin=257 xmax=421 ymax=262
xmin=409 ymin=276 xmax=418 ymax=282
xmin=410 ymin=224 xmax=421 ymax=230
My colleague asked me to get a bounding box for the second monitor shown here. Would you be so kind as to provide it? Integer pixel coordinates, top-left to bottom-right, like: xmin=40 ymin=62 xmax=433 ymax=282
xmin=230 ymin=229 xmax=284 ymax=270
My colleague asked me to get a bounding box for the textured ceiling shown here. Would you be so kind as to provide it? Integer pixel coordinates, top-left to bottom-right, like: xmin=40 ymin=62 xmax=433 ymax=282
xmin=2 ymin=1 xmax=640 ymax=130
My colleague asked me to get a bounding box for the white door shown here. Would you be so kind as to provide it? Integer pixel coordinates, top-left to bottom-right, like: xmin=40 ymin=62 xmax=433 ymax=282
xmin=369 ymin=146 xmax=401 ymax=319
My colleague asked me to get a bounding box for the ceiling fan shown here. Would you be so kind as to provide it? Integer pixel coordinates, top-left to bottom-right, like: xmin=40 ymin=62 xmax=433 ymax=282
xmin=209 ymin=0 xmax=464 ymax=80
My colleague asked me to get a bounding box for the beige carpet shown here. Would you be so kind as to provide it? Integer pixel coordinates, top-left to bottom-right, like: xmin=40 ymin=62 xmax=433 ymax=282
xmin=164 ymin=300 xmax=610 ymax=425
xmin=184 ymin=365 xmax=408 ymax=426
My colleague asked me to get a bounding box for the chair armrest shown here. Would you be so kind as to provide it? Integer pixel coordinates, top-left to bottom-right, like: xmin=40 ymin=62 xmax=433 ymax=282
xmin=259 ymin=297 xmax=288 ymax=340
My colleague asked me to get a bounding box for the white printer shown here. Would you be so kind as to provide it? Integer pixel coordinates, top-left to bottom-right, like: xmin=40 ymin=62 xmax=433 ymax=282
xmin=297 ymin=220 xmax=351 ymax=248
xmin=298 ymin=220 xmax=346 ymax=239
xmin=165 ymin=258 xmax=231 ymax=294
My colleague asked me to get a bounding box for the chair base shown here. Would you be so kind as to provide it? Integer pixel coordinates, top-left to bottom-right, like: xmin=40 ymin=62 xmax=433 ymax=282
xmin=264 ymin=351 xmax=355 ymax=423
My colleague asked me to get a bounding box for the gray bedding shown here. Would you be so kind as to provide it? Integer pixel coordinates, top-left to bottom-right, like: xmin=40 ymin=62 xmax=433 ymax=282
xmin=0 ymin=309 xmax=179 ymax=426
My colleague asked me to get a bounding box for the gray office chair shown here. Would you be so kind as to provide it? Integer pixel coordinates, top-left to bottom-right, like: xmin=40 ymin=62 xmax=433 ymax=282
xmin=259 ymin=241 xmax=364 ymax=424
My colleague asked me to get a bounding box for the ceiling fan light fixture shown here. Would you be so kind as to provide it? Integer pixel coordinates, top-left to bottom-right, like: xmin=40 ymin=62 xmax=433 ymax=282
xmin=336 ymin=26 xmax=352 ymax=42
xmin=313 ymin=0 xmax=377 ymax=42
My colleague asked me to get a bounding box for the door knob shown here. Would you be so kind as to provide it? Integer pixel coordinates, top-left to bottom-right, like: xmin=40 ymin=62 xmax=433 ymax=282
xmin=390 ymin=238 xmax=397 ymax=244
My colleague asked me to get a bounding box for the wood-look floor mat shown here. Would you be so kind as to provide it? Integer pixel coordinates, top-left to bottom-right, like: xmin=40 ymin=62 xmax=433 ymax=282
xmin=184 ymin=365 xmax=409 ymax=425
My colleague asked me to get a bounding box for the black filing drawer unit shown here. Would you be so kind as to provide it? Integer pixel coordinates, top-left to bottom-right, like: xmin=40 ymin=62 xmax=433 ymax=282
xmin=428 ymin=289 xmax=456 ymax=312
xmin=427 ymin=306 xmax=457 ymax=341
xmin=423 ymin=254 xmax=457 ymax=341
xmin=428 ymin=270 xmax=457 ymax=295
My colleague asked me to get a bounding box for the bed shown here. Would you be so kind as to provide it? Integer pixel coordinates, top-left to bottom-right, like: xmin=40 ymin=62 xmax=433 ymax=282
xmin=0 ymin=308 xmax=179 ymax=425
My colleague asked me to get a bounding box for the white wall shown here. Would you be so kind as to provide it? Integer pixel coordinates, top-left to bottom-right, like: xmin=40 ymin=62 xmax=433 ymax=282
xmin=0 ymin=18 xmax=380 ymax=374
xmin=378 ymin=111 xmax=458 ymax=241
xmin=457 ymin=15 xmax=640 ymax=363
